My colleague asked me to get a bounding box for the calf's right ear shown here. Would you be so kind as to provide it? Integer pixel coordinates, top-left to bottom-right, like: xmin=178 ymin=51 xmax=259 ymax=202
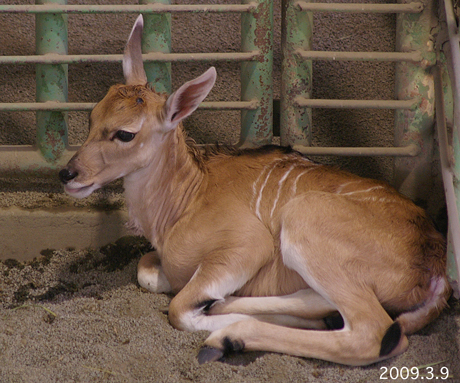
xmin=123 ymin=14 xmax=148 ymax=86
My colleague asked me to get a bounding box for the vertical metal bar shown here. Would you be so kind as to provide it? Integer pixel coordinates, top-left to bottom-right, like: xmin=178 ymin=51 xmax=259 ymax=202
xmin=449 ymin=124 xmax=460 ymax=297
xmin=394 ymin=0 xmax=437 ymax=203
xmin=454 ymin=112 xmax=460 ymax=178
xmin=447 ymin=50 xmax=460 ymax=295
xmin=280 ymin=0 xmax=312 ymax=147
xmin=35 ymin=0 xmax=68 ymax=162
xmin=239 ymin=0 xmax=273 ymax=147
xmin=434 ymin=65 xmax=460 ymax=297
xmin=140 ymin=0 xmax=171 ymax=94
xmin=443 ymin=0 xmax=460 ymax=145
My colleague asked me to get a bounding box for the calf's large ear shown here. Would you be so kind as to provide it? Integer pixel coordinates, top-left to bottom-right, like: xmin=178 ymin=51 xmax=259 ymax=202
xmin=163 ymin=67 xmax=217 ymax=131
xmin=123 ymin=14 xmax=148 ymax=86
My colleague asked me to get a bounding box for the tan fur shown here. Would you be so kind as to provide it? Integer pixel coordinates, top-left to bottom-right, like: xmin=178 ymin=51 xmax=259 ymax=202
xmin=59 ymin=15 xmax=451 ymax=366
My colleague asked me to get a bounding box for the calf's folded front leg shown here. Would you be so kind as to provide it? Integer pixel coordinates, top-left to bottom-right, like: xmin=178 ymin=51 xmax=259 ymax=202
xmin=137 ymin=251 xmax=172 ymax=293
xmin=208 ymin=289 xmax=338 ymax=330
xmin=167 ymin=263 xmax=256 ymax=333
xmin=168 ymin=216 xmax=276 ymax=333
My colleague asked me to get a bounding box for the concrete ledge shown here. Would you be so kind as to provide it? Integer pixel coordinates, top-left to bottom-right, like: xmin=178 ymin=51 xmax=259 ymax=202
xmin=0 ymin=207 xmax=129 ymax=261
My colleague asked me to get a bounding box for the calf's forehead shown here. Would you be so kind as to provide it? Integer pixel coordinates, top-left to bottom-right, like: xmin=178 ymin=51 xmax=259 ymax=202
xmin=88 ymin=84 xmax=167 ymax=133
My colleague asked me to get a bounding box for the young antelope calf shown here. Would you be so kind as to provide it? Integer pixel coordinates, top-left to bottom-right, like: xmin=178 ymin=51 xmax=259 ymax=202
xmin=59 ymin=15 xmax=451 ymax=366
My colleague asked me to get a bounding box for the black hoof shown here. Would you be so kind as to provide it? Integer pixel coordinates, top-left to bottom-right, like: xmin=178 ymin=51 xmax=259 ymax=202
xmin=380 ymin=321 xmax=402 ymax=357
xmin=197 ymin=346 xmax=224 ymax=364
xmin=324 ymin=313 xmax=344 ymax=330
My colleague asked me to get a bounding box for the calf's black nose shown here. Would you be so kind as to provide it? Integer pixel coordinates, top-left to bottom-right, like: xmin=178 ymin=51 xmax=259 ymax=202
xmin=59 ymin=168 xmax=78 ymax=184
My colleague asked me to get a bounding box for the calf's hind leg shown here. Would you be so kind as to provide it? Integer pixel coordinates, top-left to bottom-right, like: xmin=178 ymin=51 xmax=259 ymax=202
xmin=201 ymin=302 xmax=408 ymax=366
xmin=199 ymin=194 xmax=409 ymax=365
xmin=200 ymin=262 xmax=407 ymax=365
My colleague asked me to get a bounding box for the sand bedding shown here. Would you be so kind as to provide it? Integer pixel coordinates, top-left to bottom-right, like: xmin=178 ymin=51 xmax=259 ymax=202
xmin=0 ymin=236 xmax=459 ymax=383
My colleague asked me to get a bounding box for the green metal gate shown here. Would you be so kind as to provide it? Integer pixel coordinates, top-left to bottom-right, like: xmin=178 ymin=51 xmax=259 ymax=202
xmin=0 ymin=0 xmax=274 ymax=172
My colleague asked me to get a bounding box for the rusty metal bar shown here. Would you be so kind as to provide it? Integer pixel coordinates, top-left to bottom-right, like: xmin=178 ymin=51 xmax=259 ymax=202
xmin=280 ymin=0 xmax=312 ymax=147
xmin=0 ymin=51 xmax=260 ymax=65
xmin=295 ymin=1 xmax=423 ymax=13
xmin=433 ymin=65 xmax=460 ymax=297
xmin=0 ymin=146 xmax=78 ymax=173
xmin=239 ymin=0 xmax=274 ymax=147
xmin=393 ymin=0 xmax=437 ymax=205
xmin=0 ymin=101 xmax=259 ymax=112
xmin=0 ymin=3 xmax=257 ymax=14
xmin=292 ymin=143 xmax=420 ymax=157
xmin=296 ymin=49 xmax=422 ymax=62
xmin=0 ymin=141 xmax=420 ymax=175
xmin=0 ymin=103 xmax=95 ymax=112
xmin=35 ymin=0 xmax=68 ymax=164
xmin=142 ymin=0 xmax=171 ymax=94
xmin=295 ymin=97 xmax=417 ymax=109
xmin=443 ymin=0 xmax=460 ymax=144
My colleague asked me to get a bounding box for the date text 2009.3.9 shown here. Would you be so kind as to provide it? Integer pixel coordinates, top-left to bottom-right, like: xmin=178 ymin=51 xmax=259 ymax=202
xmin=380 ymin=366 xmax=450 ymax=380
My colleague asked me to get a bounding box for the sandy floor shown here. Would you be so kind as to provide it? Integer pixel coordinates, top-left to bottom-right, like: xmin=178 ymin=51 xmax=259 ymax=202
xmin=0 ymin=236 xmax=459 ymax=383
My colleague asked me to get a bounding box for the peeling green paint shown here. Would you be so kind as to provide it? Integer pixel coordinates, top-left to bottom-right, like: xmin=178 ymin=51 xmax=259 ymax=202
xmin=35 ymin=0 xmax=68 ymax=163
xmin=394 ymin=0 xmax=437 ymax=202
xmin=239 ymin=0 xmax=273 ymax=147
xmin=141 ymin=0 xmax=171 ymax=94
xmin=36 ymin=111 xmax=67 ymax=162
xmin=454 ymin=128 xmax=460 ymax=184
xmin=280 ymin=0 xmax=312 ymax=147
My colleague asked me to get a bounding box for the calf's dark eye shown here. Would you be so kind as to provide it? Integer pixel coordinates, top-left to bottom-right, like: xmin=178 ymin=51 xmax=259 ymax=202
xmin=114 ymin=130 xmax=136 ymax=142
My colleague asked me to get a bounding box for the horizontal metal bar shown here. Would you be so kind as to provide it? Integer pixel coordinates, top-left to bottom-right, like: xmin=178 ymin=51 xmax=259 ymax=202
xmin=0 ymin=102 xmax=95 ymax=112
xmin=0 ymin=146 xmax=77 ymax=173
xmin=295 ymin=96 xmax=417 ymax=110
xmin=0 ymin=100 xmax=259 ymax=112
xmin=0 ymin=143 xmax=420 ymax=174
xmin=295 ymin=1 xmax=423 ymax=13
xmin=292 ymin=144 xmax=420 ymax=157
xmin=296 ymin=49 xmax=422 ymax=62
xmin=0 ymin=51 xmax=260 ymax=65
xmin=201 ymin=100 xmax=259 ymax=110
xmin=0 ymin=3 xmax=256 ymax=14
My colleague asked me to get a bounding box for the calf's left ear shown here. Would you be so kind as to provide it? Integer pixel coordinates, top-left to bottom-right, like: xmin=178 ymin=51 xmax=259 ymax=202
xmin=163 ymin=67 xmax=217 ymax=131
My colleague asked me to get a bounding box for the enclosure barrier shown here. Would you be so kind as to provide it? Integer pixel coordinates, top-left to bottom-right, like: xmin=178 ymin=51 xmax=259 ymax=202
xmin=436 ymin=0 xmax=460 ymax=296
xmin=280 ymin=0 xmax=427 ymax=154
xmin=1 ymin=0 xmax=434 ymax=173
xmin=0 ymin=0 xmax=273 ymax=172
xmin=434 ymin=65 xmax=460 ymax=298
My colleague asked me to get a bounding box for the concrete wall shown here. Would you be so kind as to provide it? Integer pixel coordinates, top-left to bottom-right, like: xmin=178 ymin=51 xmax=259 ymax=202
xmin=0 ymin=0 xmax=446 ymax=259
